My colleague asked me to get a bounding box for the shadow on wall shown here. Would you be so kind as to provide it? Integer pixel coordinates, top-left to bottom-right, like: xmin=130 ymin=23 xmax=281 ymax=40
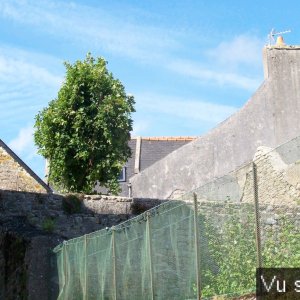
xmin=0 ymin=189 xmax=167 ymax=299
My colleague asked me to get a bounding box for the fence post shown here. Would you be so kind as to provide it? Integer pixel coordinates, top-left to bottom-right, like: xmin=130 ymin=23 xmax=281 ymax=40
xmin=146 ymin=212 xmax=155 ymax=300
xmin=252 ymin=162 xmax=263 ymax=269
xmin=193 ymin=193 xmax=201 ymax=300
xmin=83 ymin=235 xmax=88 ymax=300
xmin=63 ymin=242 xmax=68 ymax=292
xmin=112 ymin=227 xmax=117 ymax=300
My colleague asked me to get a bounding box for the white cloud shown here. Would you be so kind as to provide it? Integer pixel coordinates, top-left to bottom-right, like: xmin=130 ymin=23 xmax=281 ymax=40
xmin=0 ymin=45 xmax=63 ymax=134
xmin=0 ymin=55 xmax=62 ymax=87
xmin=131 ymin=120 xmax=150 ymax=137
xmin=8 ymin=125 xmax=45 ymax=178
xmin=0 ymin=1 xmax=264 ymax=91
xmin=0 ymin=0 xmax=179 ymax=63
xmin=207 ymin=34 xmax=263 ymax=67
xmin=9 ymin=125 xmax=35 ymax=157
xmin=167 ymin=59 xmax=260 ymax=91
xmin=136 ymin=93 xmax=238 ymax=124
xmin=165 ymin=34 xmax=264 ymax=91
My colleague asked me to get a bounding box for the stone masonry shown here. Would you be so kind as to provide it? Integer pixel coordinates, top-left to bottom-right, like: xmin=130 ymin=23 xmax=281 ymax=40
xmin=0 ymin=191 xmax=165 ymax=239
xmin=181 ymin=135 xmax=300 ymax=208
xmin=0 ymin=139 xmax=50 ymax=193
xmin=0 ymin=190 xmax=166 ymax=299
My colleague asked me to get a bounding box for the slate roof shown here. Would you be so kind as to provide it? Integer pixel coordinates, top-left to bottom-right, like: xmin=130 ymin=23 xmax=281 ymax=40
xmin=118 ymin=136 xmax=196 ymax=196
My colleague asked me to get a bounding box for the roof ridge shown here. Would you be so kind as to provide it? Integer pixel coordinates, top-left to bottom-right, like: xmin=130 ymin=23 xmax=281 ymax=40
xmin=131 ymin=136 xmax=197 ymax=141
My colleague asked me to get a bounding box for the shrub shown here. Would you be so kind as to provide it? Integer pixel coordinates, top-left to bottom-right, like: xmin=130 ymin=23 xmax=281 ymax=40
xmin=62 ymin=194 xmax=83 ymax=214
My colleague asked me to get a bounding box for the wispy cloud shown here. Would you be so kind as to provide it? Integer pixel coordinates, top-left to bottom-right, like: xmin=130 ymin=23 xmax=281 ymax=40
xmin=0 ymin=45 xmax=62 ymax=139
xmin=131 ymin=120 xmax=150 ymax=137
xmin=167 ymin=59 xmax=260 ymax=91
xmin=0 ymin=1 xmax=263 ymax=92
xmin=0 ymin=44 xmax=63 ymax=88
xmin=9 ymin=125 xmax=35 ymax=158
xmin=136 ymin=93 xmax=238 ymax=124
xmin=8 ymin=124 xmax=45 ymax=178
xmin=0 ymin=54 xmax=62 ymax=86
xmin=206 ymin=34 xmax=263 ymax=68
xmin=0 ymin=0 xmax=179 ymax=63
xmin=166 ymin=33 xmax=264 ymax=91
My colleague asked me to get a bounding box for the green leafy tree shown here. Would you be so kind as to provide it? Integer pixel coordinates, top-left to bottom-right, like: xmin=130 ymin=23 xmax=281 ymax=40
xmin=34 ymin=53 xmax=135 ymax=194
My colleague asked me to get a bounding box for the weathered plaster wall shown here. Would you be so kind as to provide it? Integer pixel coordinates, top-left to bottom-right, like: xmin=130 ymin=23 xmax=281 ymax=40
xmin=0 ymin=140 xmax=50 ymax=193
xmin=242 ymin=145 xmax=300 ymax=205
xmin=130 ymin=47 xmax=300 ymax=199
xmin=182 ymin=136 xmax=300 ymax=207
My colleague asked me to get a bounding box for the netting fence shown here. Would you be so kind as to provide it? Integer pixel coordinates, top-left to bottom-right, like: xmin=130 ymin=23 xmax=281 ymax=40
xmin=53 ymin=136 xmax=300 ymax=299
xmin=54 ymin=200 xmax=199 ymax=299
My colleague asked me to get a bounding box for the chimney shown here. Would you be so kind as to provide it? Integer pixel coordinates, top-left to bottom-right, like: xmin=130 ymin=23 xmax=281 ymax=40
xmin=276 ymin=36 xmax=285 ymax=46
xmin=262 ymin=43 xmax=300 ymax=82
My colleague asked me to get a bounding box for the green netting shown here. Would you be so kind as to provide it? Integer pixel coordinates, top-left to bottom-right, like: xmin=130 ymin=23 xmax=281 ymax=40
xmin=54 ymin=135 xmax=300 ymax=299
xmin=54 ymin=199 xmax=261 ymax=299
xmin=54 ymin=201 xmax=198 ymax=300
xmin=197 ymin=201 xmax=257 ymax=298
xmin=260 ymin=205 xmax=300 ymax=268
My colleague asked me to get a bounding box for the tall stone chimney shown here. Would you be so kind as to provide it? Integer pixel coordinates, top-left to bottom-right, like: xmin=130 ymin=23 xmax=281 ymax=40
xmin=263 ymin=44 xmax=300 ymax=80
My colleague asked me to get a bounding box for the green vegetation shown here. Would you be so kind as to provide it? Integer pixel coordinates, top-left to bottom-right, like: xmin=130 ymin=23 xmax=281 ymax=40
xmin=197 ymin=209 xmax=300 ymax=299
xmin=262 ymin=215 xmax=300 ymax=267
xmin=62 ymin=194 xmax=83 ymax=214
xmin=34 ymin=53 xmax=135 ymax=194
xmin=200 ymin=209 xmax=256 ymax=298
xmin=42 ymin=217 xmax=56 ymax=232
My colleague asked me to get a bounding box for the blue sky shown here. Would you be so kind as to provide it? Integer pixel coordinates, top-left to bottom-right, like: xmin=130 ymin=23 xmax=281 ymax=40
xmin=1 ymin=0 xmax=300 ymax=179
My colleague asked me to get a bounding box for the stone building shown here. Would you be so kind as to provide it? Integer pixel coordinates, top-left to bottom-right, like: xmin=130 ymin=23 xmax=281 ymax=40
xmin=0 ymin=139 xmax=51 ymax=193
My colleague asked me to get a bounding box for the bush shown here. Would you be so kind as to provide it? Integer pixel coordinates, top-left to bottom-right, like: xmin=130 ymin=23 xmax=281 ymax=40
xmin=62 ymin=194 xmax=83 ymax=214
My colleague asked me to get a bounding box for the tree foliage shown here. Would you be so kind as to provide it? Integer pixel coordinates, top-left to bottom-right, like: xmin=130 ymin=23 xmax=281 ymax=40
xmin=34 ymin=54 xmax=135 ymax=194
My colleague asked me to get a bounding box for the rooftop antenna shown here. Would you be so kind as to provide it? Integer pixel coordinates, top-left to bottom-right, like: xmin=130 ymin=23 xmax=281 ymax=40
xmin=268 ymin=28 xmax=291 ymax=45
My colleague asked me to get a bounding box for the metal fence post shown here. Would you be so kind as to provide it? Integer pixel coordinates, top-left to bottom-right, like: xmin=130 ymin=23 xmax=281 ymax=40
xmin=252 ymin=162 xmax=263 ymax=269
xmin=83 ymin=235 xmax=88 ymax=300
xmin=63 ymin=242 xmax=68 ymax=292
xmin=146 ymin=212 xmax=155 ymax=300
xmin=112 ymin=227 xmax=117 ymax=300
xmin=193 ymin=193 xmax=201 ymax=300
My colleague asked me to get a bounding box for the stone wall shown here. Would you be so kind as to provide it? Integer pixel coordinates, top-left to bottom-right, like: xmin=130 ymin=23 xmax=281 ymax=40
xmin=0 ymin=191 xmax=166 ymax=239
xmin=194 ymin=199 xmax=300 ymax=267
xmin=0 ymin=226 xmax=27 ymax=300
xmin=0 ymin=190 xmax=166 ymax=299
xmin=0 ymin=139 xmax=50 ymax=193
xmin=241 ymin=145 xmax=300 ymax=205
xmin=1 ymin=186 xmax=298 ymax=298
xmin=195 ymin=200 xmax=300 ymax=230
xmin=0 ymin=217 xmax=63 ymax=300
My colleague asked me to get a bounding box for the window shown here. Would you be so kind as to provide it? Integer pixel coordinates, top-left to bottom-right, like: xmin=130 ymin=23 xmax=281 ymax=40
xmin=118 ymin=167 xmax=126 ymax=182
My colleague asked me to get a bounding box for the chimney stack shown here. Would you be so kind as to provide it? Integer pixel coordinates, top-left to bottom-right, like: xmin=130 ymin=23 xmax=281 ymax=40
xmin=276 ymin=36 xmax=285 ymax=46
